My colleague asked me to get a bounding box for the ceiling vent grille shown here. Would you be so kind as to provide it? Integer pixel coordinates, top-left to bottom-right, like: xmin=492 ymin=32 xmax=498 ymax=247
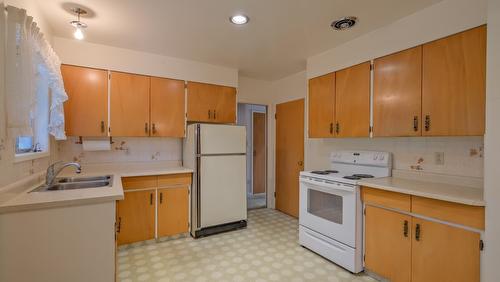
xmin=331 ymin=17 xmax=357 ymax=31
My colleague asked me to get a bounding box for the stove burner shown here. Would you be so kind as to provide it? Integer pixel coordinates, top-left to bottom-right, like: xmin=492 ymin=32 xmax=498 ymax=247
xmin=343 ymin=176 xmax=361 ymax=180
xmin=325 ymin=170 xmax=339 ymax=173
xmin=311 ymin=171 xmax=330 ymax=175
xmin=352 ymin=174 xmax=374 ymax=178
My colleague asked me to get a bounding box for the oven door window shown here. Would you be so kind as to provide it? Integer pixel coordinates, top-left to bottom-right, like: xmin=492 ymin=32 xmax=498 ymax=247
xmin=307 ymin=189 xmax=343 ymax=224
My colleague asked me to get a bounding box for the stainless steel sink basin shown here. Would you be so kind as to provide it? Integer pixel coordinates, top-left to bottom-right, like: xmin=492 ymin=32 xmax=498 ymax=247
xmin=31 ymin=175 xmax=113 ymax=192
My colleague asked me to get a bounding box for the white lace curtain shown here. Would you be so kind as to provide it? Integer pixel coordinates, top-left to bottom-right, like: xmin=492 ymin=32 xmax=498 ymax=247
xmin=2 ymin=4 xmax=68 ymax=140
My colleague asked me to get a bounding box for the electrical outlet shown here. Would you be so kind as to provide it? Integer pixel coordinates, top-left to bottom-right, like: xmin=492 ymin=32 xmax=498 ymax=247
xmin=434 ymin=152 xmax=445 ymax=165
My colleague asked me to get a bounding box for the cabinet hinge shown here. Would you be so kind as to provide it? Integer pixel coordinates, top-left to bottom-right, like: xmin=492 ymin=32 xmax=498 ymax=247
xmin=274 ymin=192 xmax=276 ymax=198
xmin=370 ymin=64 xmax=374 ymax=71
xmin=480 ymin=240 xmax=484 ymax=251
xmin=363 ymin=254 xmax=366 ymax=262
xmin=108 ymin=73 xmax=111 ymax=80
xmin=108 ymin=127 xmax=111 ymax=133
xmin=275 ymin=114 xmax=277 ymax=119
xmin=363 ymin=208 xmax=366 ymax=215
xmin=369 ymin=126 xmax=373 ymax=133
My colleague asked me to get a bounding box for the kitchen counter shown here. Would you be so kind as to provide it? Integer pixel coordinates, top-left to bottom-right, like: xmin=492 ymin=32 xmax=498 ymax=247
xmin=0 ymin=162 xmax=193 ymax=214
xmin=359 ymin=173 xmax=484 ymax=207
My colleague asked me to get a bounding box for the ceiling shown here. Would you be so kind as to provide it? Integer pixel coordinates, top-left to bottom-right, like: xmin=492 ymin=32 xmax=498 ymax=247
xmin=38 ymin=0 xmax=442 ymax=80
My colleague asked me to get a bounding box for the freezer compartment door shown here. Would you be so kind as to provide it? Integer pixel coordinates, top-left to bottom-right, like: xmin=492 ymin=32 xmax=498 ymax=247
xmin=200 ymin=124 xmax=246 ymax=154
xmin=200 ymin=155 xmax=247 ymax=228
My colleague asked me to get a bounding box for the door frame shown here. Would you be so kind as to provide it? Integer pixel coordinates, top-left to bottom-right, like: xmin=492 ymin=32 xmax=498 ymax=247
xmin=251 ymin=109 xmax=267 ymax=198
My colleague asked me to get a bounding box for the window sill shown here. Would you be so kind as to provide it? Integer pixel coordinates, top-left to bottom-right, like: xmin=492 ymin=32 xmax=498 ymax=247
xmin=14 ymin=151 xmax=50 ymax=163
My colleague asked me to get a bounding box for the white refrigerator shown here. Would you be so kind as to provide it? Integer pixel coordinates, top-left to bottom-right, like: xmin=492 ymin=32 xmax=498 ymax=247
xmin=183 ymin=124 xmax=247 ymax=238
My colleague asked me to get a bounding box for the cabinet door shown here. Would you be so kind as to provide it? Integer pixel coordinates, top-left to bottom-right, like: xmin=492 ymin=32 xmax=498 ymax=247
xmin=110 ymin=72 xmax=150 ymax=136
xmin=335 ymin=62 xmax=371 ymax=137
xmin=422 ymin=26 xmax=486 ymax=136
xmin=150 ymin=77 xmax=185 ymax=137
xmin=157 ymin=187 xmax=189 ymax=237
xmin=213 ymin=86 xmax=236 ymax=123
xmin=365 ymin=206 xmax=411 ymax=282
xmin=308 ymin=73 xmax=335 ymax=138
xmin=412 ymin=218 xmax=480 ymax=282
xmin=61 ymin=65 xmax=108 ymax=137
xmin=117 ymin=190 xmax=155 ymax=245
xmin=373 ymin=47 xmax=422 ymax=137
xmin=187 ymin=81 xmax=218 ymax=122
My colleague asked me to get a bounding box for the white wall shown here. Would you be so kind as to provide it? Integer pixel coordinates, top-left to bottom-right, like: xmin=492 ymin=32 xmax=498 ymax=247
xmin=483 ymin=0 xmax=500 ymax=280
xmin=53 ymin=37 xmax=238 ymax=87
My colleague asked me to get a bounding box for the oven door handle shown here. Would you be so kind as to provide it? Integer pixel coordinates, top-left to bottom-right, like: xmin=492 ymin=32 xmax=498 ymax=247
xmin=300 ymin=178 xmax=355 ymax=193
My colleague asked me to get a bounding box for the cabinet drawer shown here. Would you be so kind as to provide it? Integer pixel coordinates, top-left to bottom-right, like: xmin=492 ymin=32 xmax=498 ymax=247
xmin=361 ymin=187 xmax=411 ymax=212
xmin=411 ymin=196 xmax=485 ymax=230
xmin=121 ymin=176 xmax=157 ymax=190
xmin=158 ymin=173 xmax=192 ymax=188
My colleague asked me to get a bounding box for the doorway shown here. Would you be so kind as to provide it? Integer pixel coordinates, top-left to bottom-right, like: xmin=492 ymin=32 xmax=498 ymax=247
xmin=237 ymin=103 xmax=267 ymax=209
xmin=275 ymin=99 xmax=304 ymax=218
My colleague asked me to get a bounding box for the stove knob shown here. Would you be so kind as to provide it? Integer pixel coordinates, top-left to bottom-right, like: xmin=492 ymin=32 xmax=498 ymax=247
xmin=380 ymin=155 xmax=385 ymax=161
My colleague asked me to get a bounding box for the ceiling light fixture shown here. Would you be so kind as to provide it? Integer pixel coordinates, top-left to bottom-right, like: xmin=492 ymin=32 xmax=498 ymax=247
xmin=230 ymin=14 xmax=249 ymax=25
xmin=70 ymin=7 xmax=88 ymax=40
xmin=331 ymin=16 xmax=357 ymax=31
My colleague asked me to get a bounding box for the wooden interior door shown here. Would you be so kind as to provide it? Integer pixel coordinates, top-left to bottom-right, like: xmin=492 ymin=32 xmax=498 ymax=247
xmin=150 ymin=77 xmax=185 ymax=137
xmin=61 ymin=65 xmax=108 ymax=137
xmin=422 ymin=25 xmax=486 ymax=136
xmin=157 ymin=187 xmax=189 ymax=237
xmin=253 ymin=112 xmax=266 ymax=195
xmin=186 ymin=81 xmax=218 ymax=122
xmin=275 ymin=99 xmax=304 ymax=218
xmin=308 ymin=73 xmax=335 ymax=138
xmin=365 ymin=206 xmax=412 ymax=282
xmin=335 ymin=62 xmax=371 ymax=137
xmin=110 ymin=71 xmax=150 ymax=136
xmin=373 ymin=46 xmax=422 ymax=137
xmin=214 ymin=86 xmax=237 ymax=123
xmin=117 ymin=190 xmax=155 ymax=245
xmin=411 ymin=218 xmax=480 ymax=282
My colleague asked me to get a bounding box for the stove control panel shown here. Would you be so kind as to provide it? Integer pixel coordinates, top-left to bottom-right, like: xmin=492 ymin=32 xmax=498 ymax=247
xmin=330 ymin=151 xmax=391 ymax=167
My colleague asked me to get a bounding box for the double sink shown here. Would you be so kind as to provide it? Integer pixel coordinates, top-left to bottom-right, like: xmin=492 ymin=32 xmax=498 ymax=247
xmin=31 ymin=175 xmax=113 ymax=192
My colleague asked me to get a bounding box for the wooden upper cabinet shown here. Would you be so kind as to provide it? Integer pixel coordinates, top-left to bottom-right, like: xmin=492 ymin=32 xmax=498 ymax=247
xmin=335 ymin=62 xmax=371 ymax=137
xmin=308 ymin=73 xmax=335 ymax=138
xmin=150 ymin=77 xmax=186 ymax=137
xmin=365 ymin=206 xmax=412 ymax=282
xmin=411 ymin=218 xmax=480 ymax=282
xmin=187 ymin=81 xmax=236 ymax=123
xmin=422 ymin=25 xmax=486 ymax=136
xmin=61 ymin=65 xmax=108 ymax=137
xmin=110 ymin=72 xmax=151 ymax=137
xmin=373 ymin=47 xmax=422 ymax=137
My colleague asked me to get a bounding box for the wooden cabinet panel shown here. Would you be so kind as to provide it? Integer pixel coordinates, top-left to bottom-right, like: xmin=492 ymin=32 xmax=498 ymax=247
xmin=150 ymin=77 xmax=185 ymax=137
xmin=373 ymin=47 xmax=422 ymax=137
xmin=110 ymin=72 xmax=150 ymax=136
xmin=412 ymin=196 xmax=485 ymax=230
xmin=158 ymin=187 xmax=189 ymax=237
xmin=308 ymin=73 xmax=335 ymax=138
xmin=157 ymin=173 xmax=192 ymax=188
xmin=365 ymin=206 xmax=412 ymax=282
xmin=61 ymin=65 xmax=108 ymax=137
xmin=335 ymin=62 xmax=371 ymax=137
xmin=187 ymin=81 xmax=236 ymax=123
xmin=117 ymin=190 xmax=155 ymax=245
xmin=411 ymin=218 xmax=480 ymax=282
xmin=121 ymin=176 xmax=157 ymax=191
xmin=361 ymin=187 xmax=411 ymax=212
xmin=422 ymin=26 xmax=486 ymax=136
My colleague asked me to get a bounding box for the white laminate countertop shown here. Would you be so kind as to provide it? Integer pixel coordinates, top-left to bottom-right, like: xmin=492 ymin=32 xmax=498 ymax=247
xmin=359 ymin=176 xmax=485 ymax=206
xmin=0 ymin=162 xmax=193 ymax=214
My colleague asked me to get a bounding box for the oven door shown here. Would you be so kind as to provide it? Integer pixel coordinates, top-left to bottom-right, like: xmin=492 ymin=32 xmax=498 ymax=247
xmin=299 ymin=177 xmax=357 ymax=247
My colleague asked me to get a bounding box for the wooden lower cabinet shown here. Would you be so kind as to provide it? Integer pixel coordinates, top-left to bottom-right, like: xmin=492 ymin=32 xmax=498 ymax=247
xmin=411 ymin=218 xmax=480 ymax=282
xmin=158 ymin=187 xmax=189 ymax=237
xmin=365 ymin=206 xmax=411 ymax=282
xmin=117 ymin=190 xmax=155 ymax=245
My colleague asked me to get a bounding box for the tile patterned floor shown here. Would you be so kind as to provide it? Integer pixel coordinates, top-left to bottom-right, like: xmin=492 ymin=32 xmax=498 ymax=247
xmin=118 ymin=208 xmax=376 ymax=282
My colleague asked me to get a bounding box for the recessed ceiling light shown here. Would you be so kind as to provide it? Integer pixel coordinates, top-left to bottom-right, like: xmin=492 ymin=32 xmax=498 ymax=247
xmin=230 ymin=14 xmax=249 ymax=25
xmin=331 ymin=16 xmax=357 ymax=31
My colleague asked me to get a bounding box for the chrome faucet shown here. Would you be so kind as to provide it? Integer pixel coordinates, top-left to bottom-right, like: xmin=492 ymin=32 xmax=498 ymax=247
xmin=46 ymin=161 xmax=82 ymax=186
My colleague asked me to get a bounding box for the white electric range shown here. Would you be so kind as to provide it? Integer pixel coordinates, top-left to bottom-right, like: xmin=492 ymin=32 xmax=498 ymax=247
xmin=299 ymin=150 xmax=392 ymax=273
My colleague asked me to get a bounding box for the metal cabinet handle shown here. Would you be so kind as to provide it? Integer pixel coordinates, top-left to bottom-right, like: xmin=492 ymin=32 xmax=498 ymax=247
xmin=298 ymin=161 xmax=303 ymax=166
xmin=145 ymin=122 xmax=149 ymax=134
xmin=403 ymin=220 xmax=409 ymax=237
xmin=150 ymin=193 xmax=153 ymax=205
xmin=335 ymin=122 xmax=340 ymax=134
xmin=152 ymin=123 xmax=157 ymax=135
xmin=329 ymin=122 xmax=333 ymax=134
xmin=424 ymin=115 xmax=430 ymax=131
xmin=208 ymin=110 xmax=211 ymax=119
xmin=413 ymin=116 xmax=418 ymax=132
xmin=160 ymin=192 xmax=163 ymax=204
xmin=101 ymin=121 xmax=105 ymax=133
xmin=415 ymin=223 xmax=421 ymax=241
xmin=117 ymin=217 xmax=121 ymax=233
xmin=213 ymin=109 xmax=216 ymax=120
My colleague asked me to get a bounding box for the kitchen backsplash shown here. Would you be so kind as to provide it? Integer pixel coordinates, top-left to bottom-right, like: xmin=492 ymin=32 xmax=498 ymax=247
xmin=306 ymin=136 xmax=484 ymax=178
xmin=57 ymin=137 xmax=183 ymax=166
